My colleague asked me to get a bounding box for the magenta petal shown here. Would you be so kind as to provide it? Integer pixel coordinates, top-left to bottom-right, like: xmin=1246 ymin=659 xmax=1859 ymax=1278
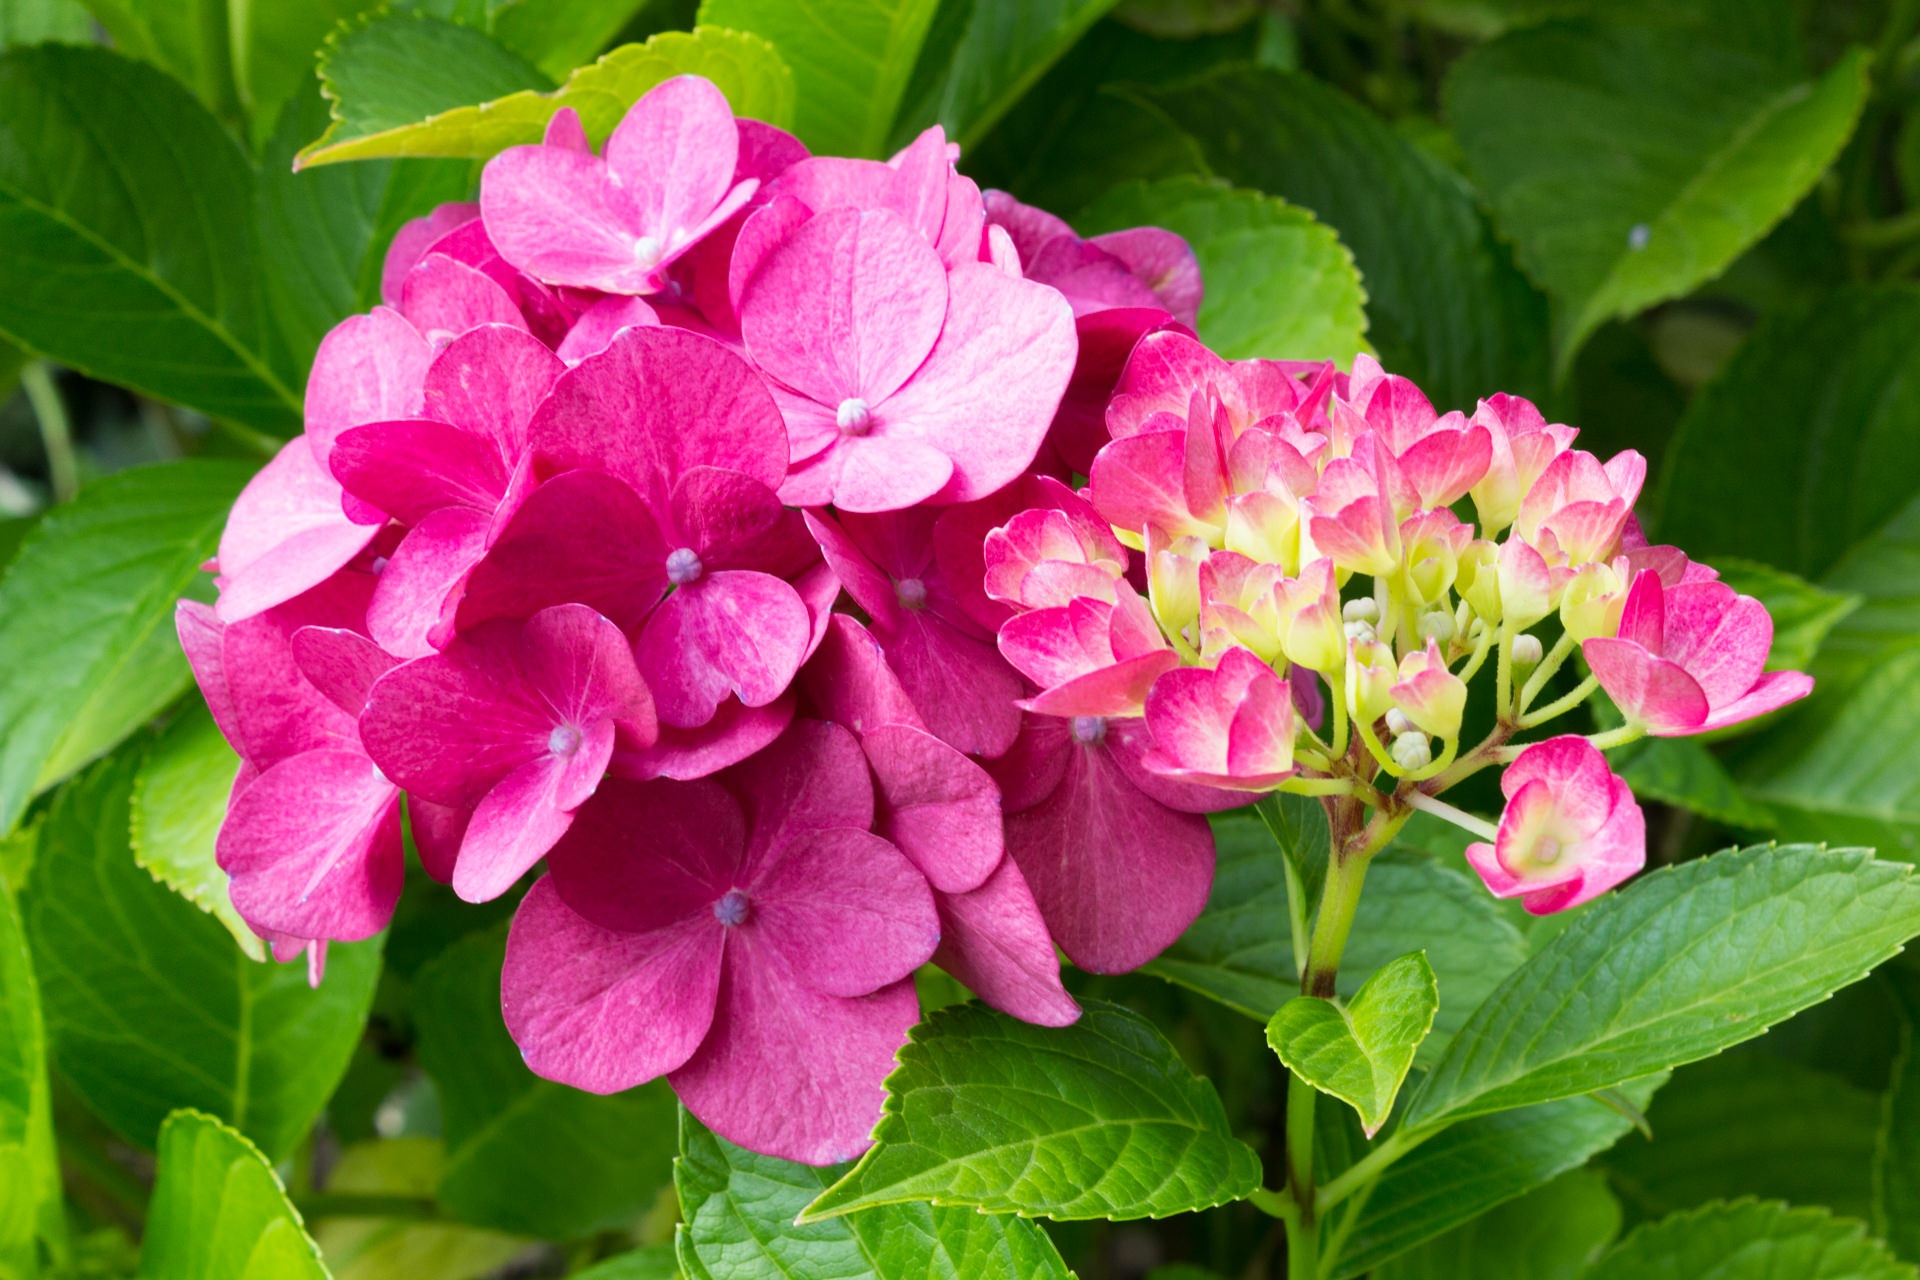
xmin=215 ymin=439 xmax=381 ymax=623
xmin=615 ymin=694 xmax=796 ymax=781
xmin=637 ymin=571 xmax=810 ymax=728
xmin=503 ymin=877 xmax=722 ymax=1093
xmin=671 ymin=466 xmax=814 ymax=574
xmin=368 ymin=507 xmax=491 ymax=657
xmin=330 ymin=420 xmax=508 ymax=526
xmin=800 ymin=614 xmax=925 ymax=734
xmin=305 ymin=308 xmax=433 ymax=463
xmin=408 ymin=797 xmax=469 ymax=884
xmin=753 ymin=827 xmax=939 ymax=998
xmin=818 ymin=434 xmax=956 ymax=514
xmin=1089 ymin=429 xmax=1207 ymax=539
xmin=862 ymin=724 xmax=1002 ymax=894
xmin=178 ymin=601 xmax=237 ymax=735
xmin=218 ymin=751 xmax=402 ymax=942
xmin=934 ymin=857 xmax=1080 ymax=1027
xmin=454 ymin=754 xmax=580 ymax=903
xmin=1583 ymin=638 xmax=1711 ymax=734
xmin=381 ymin=203 xmax=479 ymax=306
xmin=1091 ymin=226 xmax=1202 ymax=328
xmin=1694 ymin=670 xmax=1815 ymax=733
xmin=520 ymin=602 xmax=657 ymax=739
xmin=547 ymin=777 xmax=745 ymax=933
xmin=603 ymin=75 xmax=740 ymax=250
xmin=803 ymin=509 xmax=901 ymax=631
xmin=724 ymin=719 xmax=875 ymax=863
xmin=289 ymin=626 xmax=397 ymax=718
xmin=419 ymin=324 xmax=564 ymax=457
xmin=543 ymin=106 xmax=590 ymax=152
xmin=400 ymin=255 xmax=527 ymax=342
xmin=883 ymin=609 xmax=1024 ymax=758
xmin=556 ymin=295 xmax=661 ymax=364
xmin=480 ymin=146 xmax=652 ymax=292
xmin=670 ymin=964 xmax=919 ymax=1166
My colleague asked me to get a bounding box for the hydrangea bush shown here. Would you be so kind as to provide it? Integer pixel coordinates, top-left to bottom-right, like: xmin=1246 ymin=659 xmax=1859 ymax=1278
xmin=2 ymin=3 xmax=1919 ymax=1278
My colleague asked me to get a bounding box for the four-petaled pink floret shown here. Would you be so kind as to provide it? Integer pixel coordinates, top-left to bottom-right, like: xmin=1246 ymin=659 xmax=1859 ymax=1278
xmin=1465 ymin=736 xmax=1647 ymax=915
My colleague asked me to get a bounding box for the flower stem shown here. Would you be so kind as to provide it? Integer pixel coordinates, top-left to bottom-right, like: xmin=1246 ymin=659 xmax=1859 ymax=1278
xmin=1587 ymin=723 xmax=1647 ymax=752
xmin=1517 ymin=633 xmax=1576 ymax=710
xmin=21 ymin=362 xmax=77 ymax=504
xmin=1495 ymin=623 xmax=1517 ymax=720
xmin=1517 ymin=673 xmax=1599 ymax=728
xmin=1403 ymin=790 xmax=1498 ymax=842
xmin=1279 ymin=776 xmax=1358 ymax=797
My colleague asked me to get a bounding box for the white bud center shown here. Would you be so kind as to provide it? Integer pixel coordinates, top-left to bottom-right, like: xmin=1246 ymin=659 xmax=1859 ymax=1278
xmin=836 ymin=397 xmax=873 ymax=435
xmin=713 ymin=888 xmax=751 ymax=927
xmin=666 ymin=547 xmax=704 ymax=586
xmin=548 ymin=725 xmax=582 ymax=757
xmin=633 ymin=235 xmax=664 ymax=268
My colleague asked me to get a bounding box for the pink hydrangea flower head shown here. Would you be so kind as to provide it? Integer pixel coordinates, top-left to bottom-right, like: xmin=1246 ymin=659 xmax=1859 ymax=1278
xmin=1465 ymin=736 xmax=1646 ymax=914
xmin=1140 ymin=646 xmax=1296 ymax=790
xmin=738 ymin=205 xmax=1076 ymax=511
xmin=1106 ymin=330 xmax=1324 ymax=443
xmin=1304 ymin=436 xmax=1401 ymax=577
xmin=762 ymin=124 xmax=983 ymax=269
xmin=1469 ymin=392 xmax=1578 ymax=536
xmin=1514 ymin=447 xmax=1648 ymax=567
xmin=359 ymin=604 xmax=657 ymax=902
xmin=500 ymin=719 xmax=937 ymax=1165
xmin=999 ymin=582 xmax=1179 ymax=718
xmin=983 ymin=491 xmax=1128 ymax=610
xmin=1583 ymin=571 xmax=1814 ymax=736
xmin=479 ymin=75 xmax=759 ymax=294
xmin=983 ymin=190 xmax=1203 ymax=327
xmin=1334 ymin=355 xmax=1491 ymax=515
xmin=1195 ymin=551 xmax=1285 ymax=664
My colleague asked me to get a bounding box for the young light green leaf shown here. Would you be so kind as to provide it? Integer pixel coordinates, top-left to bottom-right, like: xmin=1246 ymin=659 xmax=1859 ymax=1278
xmin=1139 ymin=64 xmax=1550 ymax=411
xmin=696 ymin=0 xmax=938 ymax=157
xmin=1403 ymin=845 xmax=1920 ymax=1132
xmin=1329 ymin=1075 xmax=1663 ymax=1279
xmin=1373 ymin=1169 xmax=1621 ymax=1280
xmin=1606 ymin=1053 xmax=1880 ymax=1225
xmin=1077 ymin=176 xmax=1370 ymax=366
xmin=1446 ymin=22 xmax=1869 ymax=376
xmin=803 ymin=1000 xmax=1263 ymax=1222
xmin=1875 ymin=970 xmax=1920 ymax=1263
xmin=130 ymin=701 xmax=263 ymax=961
xmin=0 ymin=0 xmax=90 ymax=46
xmin=298 ymin=23 xmax=793 ymax=167
xmin=1267 ymin=951 xmax=1437 ymax=1136
xmin=139 ymin=1110 xmax=328 ymax=1280
xmin=893 ymin=0 xmax=1119 ymax=150
xmin=311 ymin=1138 xmax=529 ymax=1280
xmin=676 ymin=1108 xmax=1072 ymax=1279
xmin=1586 ymin=1200 xmax=1920 ymax=1280
xmin=412 ymin=926 xmax=677 ymax=1239
xmin=0 ymin=880 xmax=61 ymax=1274
xmin=0 ymin=45 xmax=302 ymax=429
xmin=1714 ymin=559 xmax=1861 ymax=673
xmin=0 ymin=460 xmax=254 ymax=834
xmin=27 ymin=756 xmax=380 ymax=1161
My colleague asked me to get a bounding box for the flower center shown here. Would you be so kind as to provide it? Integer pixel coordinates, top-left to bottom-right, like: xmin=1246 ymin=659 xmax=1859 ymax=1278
xmin=1070 ymin=715 xmax=1108 ymax=745
xmin=633 ymin=235 xmax=664 ymax=268
xmin=547 ymin=725 xmax=582 ymax=757
xmin=836 ymin=397 xmax=872 ymax=436
xmin=896 ymin=577 xmax=928 ymax=609
xmin=712 ymin=889 xmax=751 ymax=927
xmin=1535 ymin=836 xmax=1563 ymax=865
xmin=666 ymin=547 xmax=704 ymax=586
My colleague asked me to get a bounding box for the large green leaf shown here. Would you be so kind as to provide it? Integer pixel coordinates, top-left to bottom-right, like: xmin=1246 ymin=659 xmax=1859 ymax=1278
xmin=1815 ymin=492 xmax=1920 ymax=691
xmin=139 ymin=1110 xmax=327 ymax=1280
xmin=1076 ymin=175 xmax=1369 ymax=366
xmin=893 ymin=0 xmax=1118 ymax=150
xmin=804 ymin=1000 xmax=1262 ymax=1221
xmin=0 ymin=0 xmax=90 ymax=45
xmin=411 ymin=926 xmax=678 ymax=1239
xmin=130 ymin=702 xmax=263 ymax=961
xmin=0 ymin=881 xmax=60 ymax=1277
xmin=1875 ymin=970 xmax=1920 ymax=1263
xmin=1144 ymin=816 xmax=1528 ymax=1067
xmin=0 ymin=460 xmax=254 ymax=834
xmin=481 ymin=0 xmax=653 ymax=81
xmin=0 ymin=44 xmax=302 ymax=429
xmin=311 ymin=1138 xmax=529 ymax=1280
xmin=573 ymin=1244 xmax=679 ymax=1280
xmin=1140 ymin=64 xmax=1550 ymax=409
xmin=27 ymin=756 xmax=381 ymax=1161
xmin=1329 ymin=1076 xmax=1663 ymax=1279
xmin=1446 ymin=21 xmax=1868 ymax=375
xmin=1655 ymin=287 xmax=1920 ymax=581
xmin=81 ymin=0 xmax=241 ymax=121
xmin=696 ymin=0 xmax=938 ymax=157
xmin=677 ymin=1109 xmax=1073 ymax=1279
xmin=1267 ymin=951 xmax=1436 ymax=1136
xmin=1605 ymin=1052 xmax=1880 ymax=1224
xmin=1403 ymin=844 xmax=1920 ymax=1131
xmin=1585 ymin=1200 xmax=1920 ymax=1280
xmin=231 ymin=0 xmax=386 ymax=145
xmin=1373 ymin=1169 xmax=1621 ymax=1280
xmin=299 ymin=23 xmax=793 ymax=166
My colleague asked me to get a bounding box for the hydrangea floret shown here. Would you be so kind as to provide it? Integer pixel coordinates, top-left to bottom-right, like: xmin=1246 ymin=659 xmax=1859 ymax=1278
xmin=178 ymin=74 xmax=1813 ymax=1166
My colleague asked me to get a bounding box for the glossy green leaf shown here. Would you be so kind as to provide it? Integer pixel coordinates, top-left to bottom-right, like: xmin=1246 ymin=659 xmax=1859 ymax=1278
xmin=130 ymin=702 xmax=263 ymax=961
xmin=1329 ymin=1075 xmax=1663 ymax=1279
xmin=1815 ymin=491 xmax=1920 ymax=691
xmin=1610 ymin=737 xmax=1776 ymax=831
xmin=0 ymin=44 xmax=302 ymax=428
xmin=231 ymin=0 xmax=386 ymax=145
xmin=484 ymin=0 xmax=653 ymax=81
xmin=677 ymin=1109 xmax=1073 ymax=1279
xmin=1403 ymin=844 xmax=1920 ymax=1131
xmin=1585 ymin=1200 xmax=1920 ymax=1280
xmin=572 ymin=1245 xmax=679 ymax=1280
xmin=1714 ymin=559 xmax=1860 ymax=673
xmin=0 ymin=880 xmax=61 ymax=1276
xmin=1076 ymin=175 xmax=1369 ymax=366
xmin=1446 ymin=22 xmax=1868 ymax=375
xmin=299 ymin=24 xmax=793 ymax=166
xmin=1140 ymin=64 xmax=1550 ymax=409
xmin=1373 ymin=1169 xmax=1621 ymax=1280
xmin=1267 ymin=951 xmax=1436 ymax=1136
xmin=27 ymin=756 xmax=381 ymax=1161
xmin=696 ymin=0 xmax=938 ymax=156
xmin=0 ymin=460 xmax=254 ymax=834
xmin=1144 ymin=817 xmax=1528 ymax=1067
xmin=82 ymin=0 xmax=241 ymax=121
xmin=0 ymin=0 xmax=90 ymax=45
xmin=312 ymin=1138 xmax=529 ymax=1280
xmin=1874 ymin=968 xmax=1920 ymax=1262
xmin=1605 ymin=1053 xmax=1880 ymax=1224
xmin=412 ymin=926 xmax=678 ymax=1239
xmin=893 ymin=0 xmax=1118 ymax=150
xmin=804 ymin=1000 xmax=1262 ymax=1221
xmin=140 ymin=1110 xmax=328 ymax=1280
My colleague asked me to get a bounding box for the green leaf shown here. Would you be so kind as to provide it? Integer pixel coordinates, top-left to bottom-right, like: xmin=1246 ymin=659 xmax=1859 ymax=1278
xmin=0 ymin=460 xmax=254 ymax=834
xmin=0 ymin=0 xmax=91 ymax=46
xmin=27 ymin=756 xmax=381 ymax=1161
xmin=696 ymin=0 xmax=937 ymax=156
xmin=571 ymin=1244 xmax=680 ymax=1280
xmin=1373 ymin=1169 xmax=1621 ymax=1280
xmin=676 ymin=1108 xmax=1073 ymax=1279
xmin=230 ymin=0 xmax=386 ymax=146
xmin=1403 ymin=844 xmax=1920 ymax=1132
xmin=1139 ymin=64 xmax=1550 ymax=410
xmin=1076 ymin=175 xmax=1370 ymax=366
xmin=1714 ymin=559 xmax=1861 ymax=673
xmin=488 ymin=0 xmax=655 ymax=81
xmin=1815 ymin=491 xmax=1920 ymax=691
xmin=81 ymin=0 xmax=241 ymax=122
xmin=0 ymin=44 xmax=303 ymax=429
xmin=311 ymin=1138 xmax=529 ymax=1280
xmin=1874 ymin=967 xmax=1920 ymax=1262
xmin=1329 ymin=1075 xmax=1664 ymax=1279
xmin=1585 ymin=1200 xmax=1920 ymax=1280
xmin=1144 ymin=815 xmax=1528 ymax=1067
xmin=1605 ymin=1053 xmax=1880 ymax=1224
xmin=140 ymin=1110 xmax=328 ymax=1280
xmin=0 ymin=879 xmax=61 ymax=1275
xmin=1267 ymin=951 xmax=1436 ymax=1136
xmin=1654 ymin=286 xmax=1920 ymax=581
xmin=1609 ymin=737 xmax=1777 ymax=831
xmin=130 ymin=701 xmax=264 ymax=961
xmin=411 ymin=926 xmax=678 ymax=1239
xmin=298 ymin=24 xmax=793 ymax=166
xmin=1446 ymin=22 xmax=1868 ymax=376
xmin=803 ymin=999 xmax=1262 ymax=1222
xmin=892 ymin=0 xmax=1118 ymax=150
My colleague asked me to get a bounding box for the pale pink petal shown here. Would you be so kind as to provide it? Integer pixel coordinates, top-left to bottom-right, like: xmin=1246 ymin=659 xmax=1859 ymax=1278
xmin=603 ymin=75 xmax=741 ymax=256
xmin=543 ymin=106 xmax=589 ymax=153
xmin=400 ymin=255 xmax=528 ymax=343
xmin=811 ymin=434 xmax=954 ymax=513
xmin=215 ymin=439 xmax=381 ymax=624
xmin=1694 ymin=670 xmax=1814 ymax=733
xmin=480 ymin=146 xmax=653 ymax=293
xmin=1583 ymin=639 xmax=1711 ymax=735
xmin=305 ymin=308 xmax=432 ymax=464
xmin=382 ymin=203 xmax=479 ymax=306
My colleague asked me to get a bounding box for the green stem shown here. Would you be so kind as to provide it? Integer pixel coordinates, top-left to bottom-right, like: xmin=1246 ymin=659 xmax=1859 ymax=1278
xmin=1495 ymin=623 xmax=1517 ymax=722
xmin=1278 ymin=775 xmax=1359 ymax=798
xmin=1586 ymin=724 xmax=1646 ymax=752
xmin=1403 ymin=791 xmax=1498 ymax=842
xmin=1453 ymin=624 xmax=1495 ymax=685
xmin=1285 ymin=1080 xmax=1320 ymax=1280
xmin=1517 ymin=633 xmax=1576 ymax=710
xmin=1517 ymin=673 xmax=1600 ymax=729
xmin=1327 ymin=670 xmax=1350 ymax=759
xmin=1317 ymin=1128 xmax=1424 ymax=1214
xmin=21 ymin=362 xmax=77 ymax=504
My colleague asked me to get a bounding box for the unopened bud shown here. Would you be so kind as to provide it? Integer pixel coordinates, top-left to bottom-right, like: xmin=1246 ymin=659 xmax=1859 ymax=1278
xmin=1384 ymin=708 xmax=1413 ymax=737
xmin=1391 ymin=732 xmax=1432 ymax=772
xmin=1417 ymin=610 xmax=1456 ymax=644
xmin=1343 ymin=598 xmax=1380 ymax=624
xmin=1343 ymin=618 xmax=1375 ymax=642
xmin=1511 ymin=633 xmax=1544 ymax=667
